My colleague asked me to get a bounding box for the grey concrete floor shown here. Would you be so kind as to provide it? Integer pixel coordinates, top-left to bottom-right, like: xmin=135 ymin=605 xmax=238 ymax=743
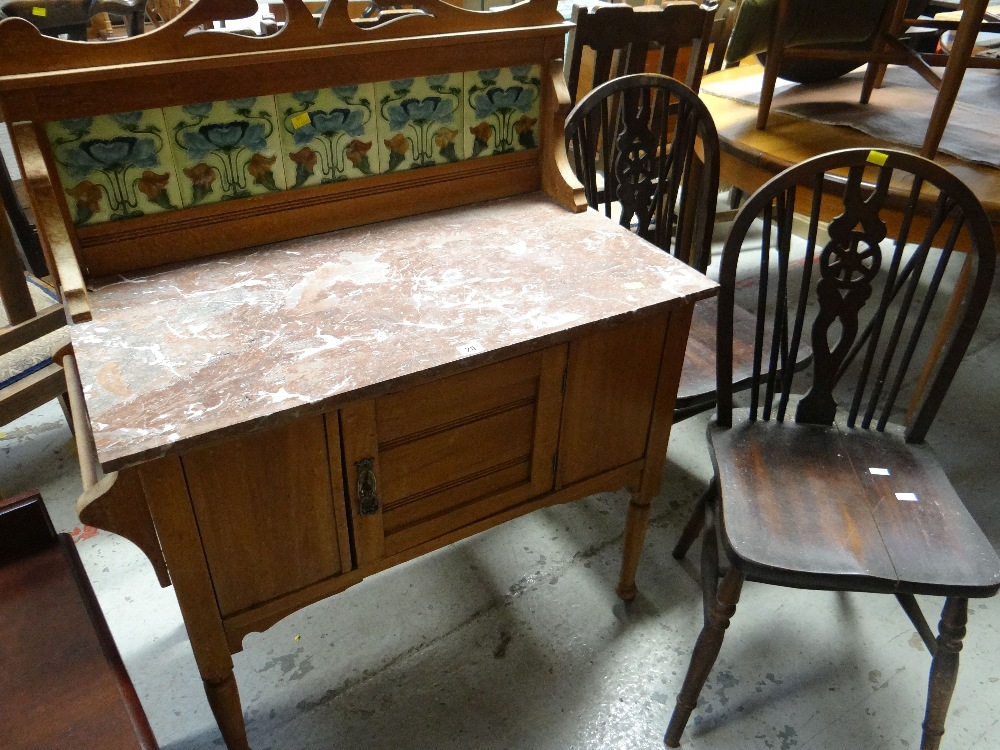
xmin=3 ymin=266 xmax=1000 ymax=750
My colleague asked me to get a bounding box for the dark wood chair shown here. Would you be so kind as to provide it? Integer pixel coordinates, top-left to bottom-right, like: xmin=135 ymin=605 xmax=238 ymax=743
xmin=0 ymin=183 xmax=68 ymax=428
xmin=1 ymin=491 xmax=159 ymax=749
xmin=565 ymin=72 xmax=807 ymax=420
xmin=667 ymin=147 xmax=1000 ymax=750
xmin=0 ymin=129 xmax=46 ymax=277
xmin=564 ymin=1 xmax=719 ymax=107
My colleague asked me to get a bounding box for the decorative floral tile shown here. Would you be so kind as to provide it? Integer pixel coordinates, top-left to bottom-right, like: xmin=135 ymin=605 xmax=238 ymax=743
xmin=274 ymin=84 xmax=380 ymax=190
xmin=46 ymin=110 xmax=183 ymax=227
xmin=164 ymin=96 xmax=287 ymax=207
xmin=375 ymin=74 xmax=464 ymax=173
xmin=464 ymin=65 xmax=542 ymax=159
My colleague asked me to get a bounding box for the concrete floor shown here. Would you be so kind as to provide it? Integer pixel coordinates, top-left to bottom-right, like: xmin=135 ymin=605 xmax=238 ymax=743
xmin=4 ymin=251 xmax=1000 ymax=749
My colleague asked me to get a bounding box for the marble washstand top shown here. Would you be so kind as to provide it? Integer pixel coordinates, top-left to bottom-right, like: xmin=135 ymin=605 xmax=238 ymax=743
xmin=71 ymin=192 xmax=717 ymax=471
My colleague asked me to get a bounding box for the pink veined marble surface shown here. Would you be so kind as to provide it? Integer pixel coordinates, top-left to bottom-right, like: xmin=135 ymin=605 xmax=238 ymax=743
xmin=71 ymin=192 xmax=717 ymax=471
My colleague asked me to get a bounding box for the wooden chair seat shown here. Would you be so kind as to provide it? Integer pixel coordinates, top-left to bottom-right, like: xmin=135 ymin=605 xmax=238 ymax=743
xmin=711 ymin=414 xmax=1000 ymax=595
xmin=677 ymin=298 xmax=811 ymax=420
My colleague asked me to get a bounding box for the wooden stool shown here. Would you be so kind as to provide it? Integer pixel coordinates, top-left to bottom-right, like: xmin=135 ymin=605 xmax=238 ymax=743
xmin=0 ymin=492 xmax=158 ymax=750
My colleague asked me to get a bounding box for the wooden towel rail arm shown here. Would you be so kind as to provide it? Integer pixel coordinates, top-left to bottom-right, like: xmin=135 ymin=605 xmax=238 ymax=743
xmin=57 ymin=346 xmax=170 ymax=586
xmin=11 ymin=123 xmax=91 ymax=323
xmin=542 ymin=58 xmax=588 ymax=212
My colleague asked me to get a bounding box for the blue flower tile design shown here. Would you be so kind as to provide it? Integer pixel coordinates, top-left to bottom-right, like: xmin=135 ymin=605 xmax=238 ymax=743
xmin=375 ymin=73 xmax=465 ymax=173
xmin=275 ymin=84 xmax=380 ymax=189
xmin=163 ymin=96 xmax=287 ymax=207
xmin=43 ymin=66 xmax=544 ymax=227
xmin=46 ymin=109 xmax=183 ymax=226
xmin=464 ymin=65 xmax=542 ymax=159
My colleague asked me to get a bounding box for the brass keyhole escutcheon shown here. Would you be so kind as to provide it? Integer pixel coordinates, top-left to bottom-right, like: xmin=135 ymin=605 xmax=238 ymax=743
xmin=355 ymin=457 xmax=380 ymax=516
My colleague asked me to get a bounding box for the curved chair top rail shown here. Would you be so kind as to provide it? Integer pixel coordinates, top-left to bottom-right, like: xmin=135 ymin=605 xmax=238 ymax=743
xmin=565 ymin=72 xmax=721 ymax=272
xmin=716 ymin=147 xmax=996 ymax=444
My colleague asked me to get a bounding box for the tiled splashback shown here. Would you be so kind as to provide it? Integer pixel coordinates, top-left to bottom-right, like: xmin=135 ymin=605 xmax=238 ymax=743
xmin=46 ymin=65 xmax=542 ymax=227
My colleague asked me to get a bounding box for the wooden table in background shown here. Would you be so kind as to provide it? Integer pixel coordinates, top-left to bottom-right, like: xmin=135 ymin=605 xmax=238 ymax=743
xmin=700 ymin=65 xmax=1000 ymax=247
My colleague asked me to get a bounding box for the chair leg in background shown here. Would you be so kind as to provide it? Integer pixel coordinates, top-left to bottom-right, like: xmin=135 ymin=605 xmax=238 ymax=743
xmin=895 ymin=593 xmax=937 ymax=655
xmin=920 ymin=597 xmax=968 ymax=750
xmin=665 ymin=566 xmax=745 ymax=748
xmin=672 ymin=478 xmax=716 ymax=560
xmin=756 ymin=0 xmax=792 ymax=129
xmin=728 ymin=186 xmax=743 ymax=211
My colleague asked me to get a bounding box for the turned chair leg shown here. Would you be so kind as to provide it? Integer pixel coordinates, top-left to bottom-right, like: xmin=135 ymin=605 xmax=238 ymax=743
xmin=920 ymin=597 xmax=968 ymax=750
xmin=665 ymin=566 xmax=745 ymax=748
xmin=699 ymin=495 xmax=720 ymax=624
xmin=672 ymin=478 xmax=717 ymax=560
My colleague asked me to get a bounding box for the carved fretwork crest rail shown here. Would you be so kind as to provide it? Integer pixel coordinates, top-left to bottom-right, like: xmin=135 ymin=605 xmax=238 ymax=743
xmin=0 ymin=0 xmax=565 ymax=79
xmin=0 ymin=0 xmax=584 ymax=321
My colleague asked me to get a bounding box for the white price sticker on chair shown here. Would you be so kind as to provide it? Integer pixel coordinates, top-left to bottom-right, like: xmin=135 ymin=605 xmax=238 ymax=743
xmin=869 ymin=467 xmax=890 ymax=476
xmin=895 ymin=492 xmax=918 ymax=502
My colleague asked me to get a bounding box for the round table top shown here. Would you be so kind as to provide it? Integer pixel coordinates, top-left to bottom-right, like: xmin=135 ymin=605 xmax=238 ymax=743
xmin=700 ymin=65 xmax=1000 ymax=232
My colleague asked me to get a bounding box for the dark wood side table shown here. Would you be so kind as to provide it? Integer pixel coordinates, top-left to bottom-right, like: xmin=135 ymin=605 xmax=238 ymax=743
xmin=0 ymin=492 xmax=158 ymax=750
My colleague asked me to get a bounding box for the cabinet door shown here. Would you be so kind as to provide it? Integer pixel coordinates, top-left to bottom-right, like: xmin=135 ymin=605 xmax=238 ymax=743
xmin=343 ymin=345 xmax=567 ymax=562
xmin=557 ymin=311 xmax=670 ymax=486
xmin=181 ymin=415 xmax=352 ymax=618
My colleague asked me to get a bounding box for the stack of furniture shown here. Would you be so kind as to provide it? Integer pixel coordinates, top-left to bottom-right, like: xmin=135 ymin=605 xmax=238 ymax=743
xmin=734 ymin=0 xmax=1000 ymax=156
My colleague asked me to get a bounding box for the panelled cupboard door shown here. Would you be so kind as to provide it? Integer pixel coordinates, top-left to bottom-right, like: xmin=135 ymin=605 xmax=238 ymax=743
xmin=557 ymin=311 xmax=670 ymax=486
xmin=181 ymin=415 xmax=352 ymax=618
xmin=345 ymin=346 xmax=568 ymax=561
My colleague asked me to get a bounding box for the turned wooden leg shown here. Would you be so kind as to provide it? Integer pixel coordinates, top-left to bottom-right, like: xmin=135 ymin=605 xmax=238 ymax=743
xmin=699 ymin=496 xmax=720 ymax=625
xmin=920 ymin=597 xmax=968 ymax=750
xmin=860 ymin=0 xmax=906 ymax=102
xmin=665 ymin=566 xmax=745 ymax=748
xmin=618 ymin=302 xmax=694 ymax=601
xmin=921 ymin=0 xmax=989 ymax=157
xmin=617 ymin=490 xmax=653 ymax=601
xmin=206 ymin=671 xmax=252 ymax=750
xmin=140 ymin=459 xmax=253 ymax=749
xmin=672 ymin=479 xmax=716 ymax=560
